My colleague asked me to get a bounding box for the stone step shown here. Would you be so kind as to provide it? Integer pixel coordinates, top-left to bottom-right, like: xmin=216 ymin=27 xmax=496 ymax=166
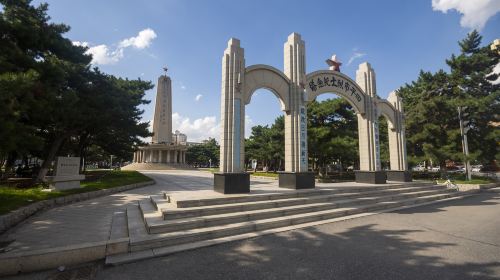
xmin=485 ymin=187 xmax=500 ymax=193
xmin=107 ymin=192 xmax=475 ymax=266
xmin=160 ymin=184 xmax=445 ymax=220
xmin=129 ymin=191 xmax=461 ymax=252
xmin=170 ymin=182 xmax=435 ymax=208
xmin=146 ymin=188 xmax=451 ymax=234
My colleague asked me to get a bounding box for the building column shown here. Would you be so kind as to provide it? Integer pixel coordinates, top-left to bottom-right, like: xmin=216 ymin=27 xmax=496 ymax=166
xmin=183 ymin=151 xmax=186 ymax=164
xmin=159 ymin=150 xmax=163 ymax=163
xmin=140 ymin=151 xmax=144 ymax=163
xmin=175 ymin=151 xmax=179 ymax=163
xmin=166 ymin=150 xmax=171 ymax=163
xmin=149 ymin=150 xmax=153 ymax=163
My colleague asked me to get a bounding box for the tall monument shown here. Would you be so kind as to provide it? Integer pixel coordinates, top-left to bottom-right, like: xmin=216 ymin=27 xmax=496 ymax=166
xmin=125 ymin=69 xmax=189 ymax=169
xmin=152 ymin=74 xmax=173 ymax=144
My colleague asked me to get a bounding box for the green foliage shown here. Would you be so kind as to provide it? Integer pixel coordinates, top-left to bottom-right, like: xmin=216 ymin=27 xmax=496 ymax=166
xmin=307 ymin=98 xmax=358 ymax=170
xmin=186 ymin=138 xmax=220 ymax=167
xmin=245 ymin=116 xmax=284 ymax=171
xmin=399 ymin=30 xmax=499 ymax=167
xmin=0 ymin=0 xmax=153 ymax=177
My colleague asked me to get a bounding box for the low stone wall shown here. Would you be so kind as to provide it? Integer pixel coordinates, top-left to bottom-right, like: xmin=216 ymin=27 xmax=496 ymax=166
xmin=0 ymin=180 xmax=155 ymax=234
xmin=456 ymin=182 xmax=499 ymax=192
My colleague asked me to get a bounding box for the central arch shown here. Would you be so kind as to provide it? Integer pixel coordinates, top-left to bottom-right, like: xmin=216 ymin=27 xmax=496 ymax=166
xmin=306 ymin=70 xmax=366 ymax=115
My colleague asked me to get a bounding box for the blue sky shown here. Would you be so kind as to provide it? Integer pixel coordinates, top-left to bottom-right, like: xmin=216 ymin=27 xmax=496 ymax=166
xmin=34 ymin=0 xmax=500 ymax=141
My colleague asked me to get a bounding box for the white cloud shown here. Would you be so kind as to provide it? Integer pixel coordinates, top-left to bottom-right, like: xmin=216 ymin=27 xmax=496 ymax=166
xmin=119 ymin=28 xmax=157 ymax=49
xmin=195 ymin=94 xmax=203 ymax=101
xmin=72 ymin=28 xmax=157 ymax=65
xmin=488 ymin=62 xmax=500 ymax=84
xmin=347 ymin=51 xmax=366 ymax=66
xmin=172 ymin=113 xmax=220 ymax=142
xmin=87 ymin=44 xmax=124 ymax=65
xmin=432 ymin=0 xmax=500 ymax=31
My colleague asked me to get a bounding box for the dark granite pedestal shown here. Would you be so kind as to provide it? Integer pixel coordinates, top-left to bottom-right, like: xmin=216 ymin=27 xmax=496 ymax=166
xmin=354 ymin=171 xmax=387 ymax=184
xmin=278 ymin=172 xmax=315 ymax=189
xmin=213 ymin=172 xmax=250 ymax=194
xmin=386 ymin=170 xmax=412 ymax=182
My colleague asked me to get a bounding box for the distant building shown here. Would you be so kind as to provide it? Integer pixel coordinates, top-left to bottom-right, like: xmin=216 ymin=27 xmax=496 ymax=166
xmin=172 ymin=130 xmax=187 ymax=145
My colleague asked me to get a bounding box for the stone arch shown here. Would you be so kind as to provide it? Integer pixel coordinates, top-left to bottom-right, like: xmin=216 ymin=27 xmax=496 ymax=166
xmin=305 ymin=70 xmax=366 ymax=115
xmin=376 ymin=99 xmax=397 ymax=130
xmin=243 ymin=65 xmax=291 ymax=112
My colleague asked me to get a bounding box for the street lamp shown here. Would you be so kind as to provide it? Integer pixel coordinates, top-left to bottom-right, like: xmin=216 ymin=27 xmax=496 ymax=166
xmin=457 ymin=106 xmax=471 ymax=181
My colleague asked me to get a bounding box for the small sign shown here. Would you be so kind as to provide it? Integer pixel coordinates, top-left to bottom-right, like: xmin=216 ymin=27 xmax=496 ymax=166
xmin=55 ymin=157 xmax=80 ymax=176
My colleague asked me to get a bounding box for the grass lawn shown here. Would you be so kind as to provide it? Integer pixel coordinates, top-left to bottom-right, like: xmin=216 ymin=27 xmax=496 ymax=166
xmin=250 ymin=172 xmax=279 ymax=178
xmin=0 ymin=170 xmax=152 ymax=215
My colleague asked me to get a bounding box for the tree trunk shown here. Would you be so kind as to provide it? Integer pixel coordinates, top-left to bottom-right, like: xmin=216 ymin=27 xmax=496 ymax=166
xmin=36 ymin=136 xmax=66 ymax=182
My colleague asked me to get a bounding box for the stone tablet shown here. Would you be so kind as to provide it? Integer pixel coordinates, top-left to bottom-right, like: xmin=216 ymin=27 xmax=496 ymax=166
xmin=55 ymin=157 xmax=80 ymax=176
xmin=46 ymin=157 xmax=85 ymax=191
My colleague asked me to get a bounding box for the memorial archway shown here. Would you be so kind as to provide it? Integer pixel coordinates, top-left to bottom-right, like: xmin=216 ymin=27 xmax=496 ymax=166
xmin=215 ymin=33 xmax=410 ymax=194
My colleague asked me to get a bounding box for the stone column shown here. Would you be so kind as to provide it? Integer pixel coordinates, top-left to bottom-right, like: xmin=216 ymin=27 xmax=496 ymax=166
xmin=149 ymin=150 xmax=153 ymax=163
xmin=140 ymin=151 xmax=144 ymax=163
xmin=159 ymin=150 xmax=163 ymax=163
xmin=385 ymin=91 xmax=411 ymax=182
xmin=220 ymin=38 xmax=245 ymax=173
xmin=283 ymin=32 xmax=307 ymax=173
xmin=355 ymin=62 xmax=385 ymax=183
xmin=166 ymin=150 xmax=171 ymax=163
xmin=215 ymin=38 xmax=250 ymax=194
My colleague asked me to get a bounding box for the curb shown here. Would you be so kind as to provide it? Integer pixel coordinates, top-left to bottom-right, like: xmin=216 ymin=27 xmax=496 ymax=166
xmin=0 ymin=180 xmax=155 ymax=235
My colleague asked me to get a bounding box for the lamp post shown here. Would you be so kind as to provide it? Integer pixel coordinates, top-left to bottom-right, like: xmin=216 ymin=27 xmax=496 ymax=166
xmin=457 ymin=106 xmax=471 ymax=181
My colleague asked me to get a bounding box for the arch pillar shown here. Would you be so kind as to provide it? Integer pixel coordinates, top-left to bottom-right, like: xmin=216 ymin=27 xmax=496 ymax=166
xmin=385 ymin=91 xmax=411 ymax=181
xmin=355 ymin=62 xmax=386 ymax=184
xmin=279 ymin=33 xmax=315 ymax=189
xmin=215 ymin=38 xmax=250 ymax=194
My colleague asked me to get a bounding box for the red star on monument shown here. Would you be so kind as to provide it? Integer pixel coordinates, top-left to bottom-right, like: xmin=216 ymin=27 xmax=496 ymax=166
xmin=326 ymin=55 xmax=342 ymax=72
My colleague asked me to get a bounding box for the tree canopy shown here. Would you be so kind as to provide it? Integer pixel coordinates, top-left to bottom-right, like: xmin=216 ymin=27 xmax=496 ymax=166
xmin=0 ymin=0 xmax=152 ymax=179
xmin=398 ymin=31 xmax=499 ymax=168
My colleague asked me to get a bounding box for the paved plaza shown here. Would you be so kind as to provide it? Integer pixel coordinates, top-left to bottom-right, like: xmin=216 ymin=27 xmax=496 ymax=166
xmin=5 ymin=188 xmax=500 ymax=280
xmin=0 ymin=170 xmax=402 ymax=253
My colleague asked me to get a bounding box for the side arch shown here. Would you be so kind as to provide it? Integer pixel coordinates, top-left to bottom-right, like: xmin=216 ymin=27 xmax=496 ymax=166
xmin=243 ymin=64 xmax=291 ymax=112
xmin=376 ymin=99 xmax=397 ymax=130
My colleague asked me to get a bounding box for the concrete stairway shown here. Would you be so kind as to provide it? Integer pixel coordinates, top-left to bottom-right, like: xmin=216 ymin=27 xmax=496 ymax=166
xmin=106 ymin=182 xmax=474 ymax=265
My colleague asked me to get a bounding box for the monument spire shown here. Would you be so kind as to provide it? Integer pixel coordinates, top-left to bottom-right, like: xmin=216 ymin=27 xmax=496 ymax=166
xmin=152 ymin=68 xmax=173 ymax=144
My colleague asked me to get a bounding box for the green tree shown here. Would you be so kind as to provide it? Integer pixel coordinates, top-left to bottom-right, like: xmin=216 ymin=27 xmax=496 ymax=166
xmin=186 ymin=138 xmax=220 ymax=167
xmin=399 ymin=31 xmax=499 ymax=168
xmin=245 ymin=116 xmax=284 ymax=171
xmin=0 ymin=0 xmax=153 ymax=179
xmin=307 ymin=98 xmax=358 ymax=173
